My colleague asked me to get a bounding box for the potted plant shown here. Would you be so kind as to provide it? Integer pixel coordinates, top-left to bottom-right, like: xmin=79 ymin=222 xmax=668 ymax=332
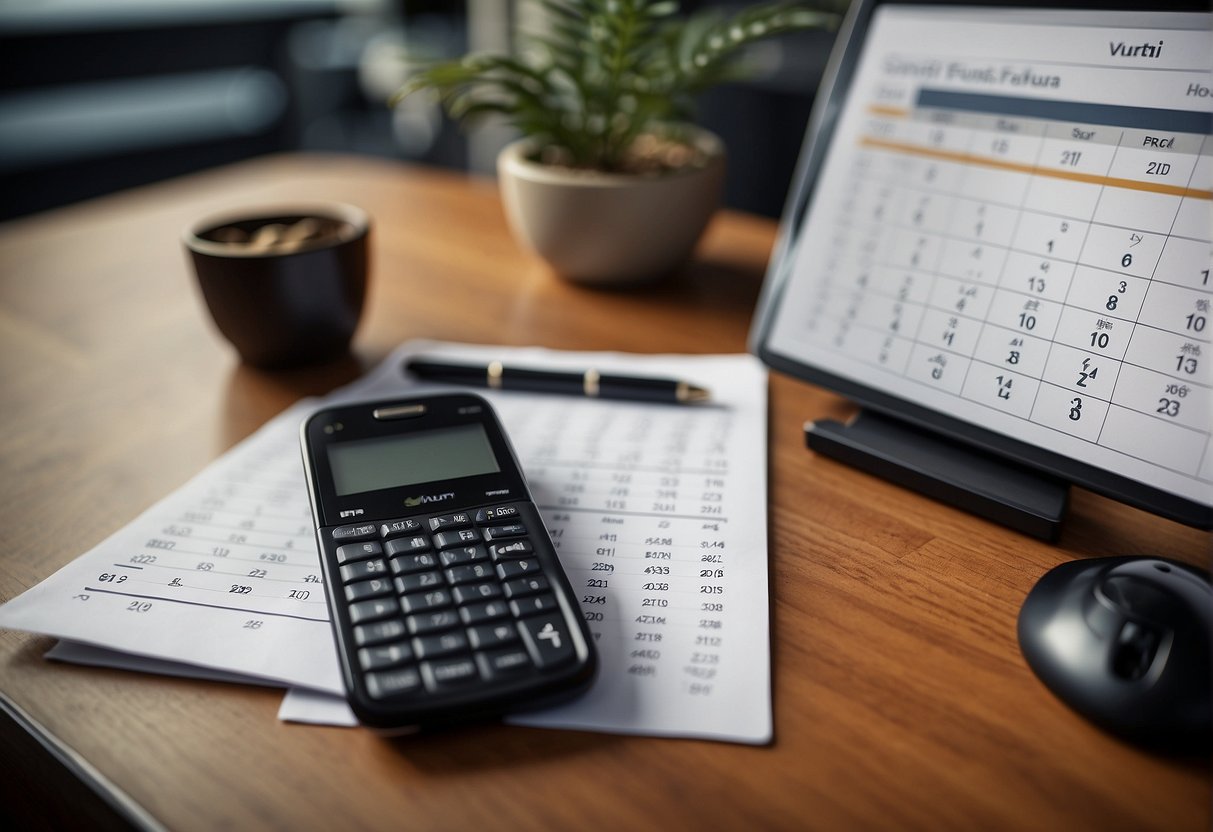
xmin=394 ymin=0 xmax=841 ymax=285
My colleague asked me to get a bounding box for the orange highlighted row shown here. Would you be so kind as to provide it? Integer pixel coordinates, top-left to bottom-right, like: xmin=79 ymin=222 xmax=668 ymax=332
xmin=867 ymin=105 xmax=910 ymax=118
xmin=859 ymin=135 xmax=1213 ymax=201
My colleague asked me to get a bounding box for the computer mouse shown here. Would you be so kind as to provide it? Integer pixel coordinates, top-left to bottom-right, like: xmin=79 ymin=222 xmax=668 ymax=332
xmin=1017 ymin=556 xmax=1211 ymax=752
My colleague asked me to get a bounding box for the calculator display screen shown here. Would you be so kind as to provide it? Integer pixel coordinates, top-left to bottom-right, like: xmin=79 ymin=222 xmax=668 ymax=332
xmin=757 ymin=3 xmax=1212 ymax=522
xmin=327 ymin=424 xmax=501 ymax=496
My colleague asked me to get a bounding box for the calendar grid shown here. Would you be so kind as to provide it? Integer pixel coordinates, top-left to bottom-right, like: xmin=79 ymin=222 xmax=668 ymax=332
xmin=768 ymin=8 xmax=1213 ymax=503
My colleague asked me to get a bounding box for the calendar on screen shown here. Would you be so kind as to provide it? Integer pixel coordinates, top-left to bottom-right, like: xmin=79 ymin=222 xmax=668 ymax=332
xmin=753 ymin=2 xmax=1212 ymax=526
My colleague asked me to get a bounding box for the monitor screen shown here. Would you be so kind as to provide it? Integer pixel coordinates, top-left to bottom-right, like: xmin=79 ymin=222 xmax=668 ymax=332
xmin=752 ymin=1 xmax=1212 ymax=527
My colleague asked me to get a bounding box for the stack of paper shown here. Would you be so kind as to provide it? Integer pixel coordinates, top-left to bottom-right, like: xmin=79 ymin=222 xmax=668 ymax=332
xmin=0 ymin=342 xmax=771 ymax=744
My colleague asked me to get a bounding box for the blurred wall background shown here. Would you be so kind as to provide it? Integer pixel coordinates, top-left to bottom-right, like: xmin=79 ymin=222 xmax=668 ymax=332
xmin=0 ymin=0 xmax=835 ymax=222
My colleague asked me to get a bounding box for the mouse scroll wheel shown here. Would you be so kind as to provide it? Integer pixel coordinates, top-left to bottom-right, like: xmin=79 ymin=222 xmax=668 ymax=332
xmin=1111 ymin=621 xmax=1160 ymax=681
xmin=1100 ymin=574 xmax=1172 ymax=617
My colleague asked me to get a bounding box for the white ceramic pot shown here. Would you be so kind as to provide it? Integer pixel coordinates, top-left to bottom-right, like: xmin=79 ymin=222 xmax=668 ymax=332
xmin=496 ymin=129 xmax=726 ymax=285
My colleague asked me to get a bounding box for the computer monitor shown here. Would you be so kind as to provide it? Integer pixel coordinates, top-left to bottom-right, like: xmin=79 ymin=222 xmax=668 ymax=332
xmin=750 ymin=0 xmax=1212 ymax=536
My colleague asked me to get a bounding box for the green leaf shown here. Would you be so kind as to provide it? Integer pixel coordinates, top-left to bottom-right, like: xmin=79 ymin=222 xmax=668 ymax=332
xmin=390 ymin=0 xmax=841 ymax=169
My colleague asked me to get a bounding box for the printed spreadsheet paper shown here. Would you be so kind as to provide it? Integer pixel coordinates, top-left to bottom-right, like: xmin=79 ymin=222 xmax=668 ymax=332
xmin=0 ymin=343 xmax=772 ymax=744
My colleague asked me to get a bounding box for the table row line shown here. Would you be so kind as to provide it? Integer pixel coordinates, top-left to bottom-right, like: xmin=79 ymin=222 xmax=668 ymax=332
xmin=791 ymin=329 xmax=1212 ymax=478
xmin=845 ymin=148 xmax=1210 ymax=239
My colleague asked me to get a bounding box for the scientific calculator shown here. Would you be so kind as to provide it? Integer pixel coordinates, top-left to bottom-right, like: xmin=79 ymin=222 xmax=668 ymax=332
xmin=300 ymin=394 xmax=596 ymax=730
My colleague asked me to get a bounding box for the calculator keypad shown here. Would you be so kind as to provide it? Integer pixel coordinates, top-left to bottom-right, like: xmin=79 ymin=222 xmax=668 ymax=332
xmin=326 ymin=504 xmax=576 ymax=704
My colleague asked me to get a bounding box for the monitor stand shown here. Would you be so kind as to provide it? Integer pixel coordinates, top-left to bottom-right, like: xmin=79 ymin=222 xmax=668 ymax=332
xmin=806 ymin=410 xmax=1070 ymax=541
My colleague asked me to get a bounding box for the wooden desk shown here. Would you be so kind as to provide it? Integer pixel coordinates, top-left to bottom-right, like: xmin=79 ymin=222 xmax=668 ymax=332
xmin=0 ymin=154 xmax=1207 ymax=830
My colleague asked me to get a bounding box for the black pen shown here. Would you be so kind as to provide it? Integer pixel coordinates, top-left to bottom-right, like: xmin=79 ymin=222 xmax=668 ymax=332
xmin=405 ymin=358 xmax=710 ymax=404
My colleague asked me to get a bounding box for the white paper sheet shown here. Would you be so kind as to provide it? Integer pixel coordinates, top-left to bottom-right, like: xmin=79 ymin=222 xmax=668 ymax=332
xmin=2 ymin=342 xmax=771 ymax=743
xmin=1 ymin=401 xmax=344 ymax=693
xmin=278 ymin=687 xmax=359 ymax=727
xmin=45 ymin=641 xmax=281 ymax=688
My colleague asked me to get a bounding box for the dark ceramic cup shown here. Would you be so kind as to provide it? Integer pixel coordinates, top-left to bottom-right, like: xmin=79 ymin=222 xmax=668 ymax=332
xmin=185 ymin=203 xmax=370 ymax=369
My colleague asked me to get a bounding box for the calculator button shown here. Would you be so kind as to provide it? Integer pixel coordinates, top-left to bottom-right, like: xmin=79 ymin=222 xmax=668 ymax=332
xmin=385 ymin=535 xmax=432 ymax=557
xmin=445 ymin=562 xmax=496 ymax=586
xmin=400 ymin=589 xmax=452 ymax=614
xmin=503 ymin=575 xmax=550 ymax=599
xmin=428 ymin=512 xmax=472 ymax=532
xmin=474 ymin=505 xmax=520 ymax=524
xmin=331 ymin=523 xmax=377 ymax=541
xmin=496 ymin=558 xmax=540 ymax=580
xmin=348 ymin=597 xmax=398 ymax=624
xmin=389 ymin=552 xmax=440 ymax=575
xmin=344 ymin=577 xmax=393 ymax=603
xmin=358 ymin=642 xmax=413 ymax=672
xmin=365 ymin=667 xmax=422 ymax=700
xmin=432 ymin=529 xmax=482 ymax=549
xmin=510 ymin=594 xmax=559 ymax=618
xmin=518 ymin=614 xmax=575 ymax=668
xmin=459 ymin=599 xmax=511 ymax=625
xmin=413 ymin=630 xmax=469 ymax=659
xmin=451 ymin=582 xmax=503 ymax=605
xmin=467 ymin=621 xmax=519 ymax=650
xmin=379 ymin=518 xmax=423 ymax=539
xmin=339 ymin=558 xmax=389 ymax=583
xmin=421 ymin=656 xmax=480 ymax=691
xmin=354 ymin=618 xmax=406 ymax=647
xmin=406 ymin=609 xmax=461 ymax=636
xmin=476 ymin=647 xmax=533 ymax=680
xmin=439 ymin=545 xmax=489 ymax=567
xmin=489 ymin=541 xmax=533 ymax=560
xmin=484 ymin=523 xmax=527 ymax=541
xmin=394 ymin=570 xmax=445 ymax=594
xmin=335 ymin=541 xmax=383 ymax=564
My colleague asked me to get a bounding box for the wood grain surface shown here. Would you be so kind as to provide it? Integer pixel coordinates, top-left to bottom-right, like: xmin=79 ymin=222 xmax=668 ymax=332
xmin=0 ymin=154 xmax=1207 ymax=831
